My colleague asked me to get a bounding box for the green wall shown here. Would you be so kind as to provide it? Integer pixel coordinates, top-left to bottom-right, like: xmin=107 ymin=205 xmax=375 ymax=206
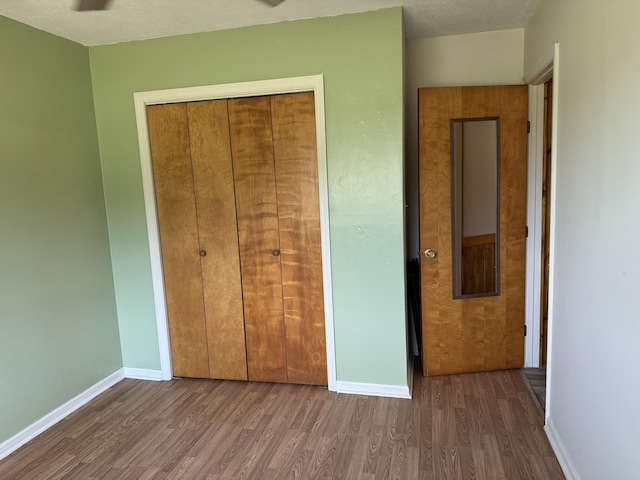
xmin=0 ymin=17 xmax=122 ymax=443
xmin=89 ymin=8 xmax=408 ymax=385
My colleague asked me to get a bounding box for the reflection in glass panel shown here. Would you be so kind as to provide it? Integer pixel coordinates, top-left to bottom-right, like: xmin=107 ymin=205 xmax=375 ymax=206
xmin=451 ymin=118 xmax=500 ymax=298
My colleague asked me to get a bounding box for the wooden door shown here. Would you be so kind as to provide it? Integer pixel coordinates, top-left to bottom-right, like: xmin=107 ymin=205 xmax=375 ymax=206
xmin=540 ymin=79 xmax=553 ymax=366
xmin=272 ymin=93 xmax=327 ymax=386
xmin=228 ymin=96 xmax=287 ymax=383
xmin=419 ymin=85 xmax=528 ymax=376
xmin=229 ymin=93 xmax=327 ymax=385
xmin=148 ymin=92 xmax=327 ymax=385
xmin=148 ymin=100 xmax=247 ymax=381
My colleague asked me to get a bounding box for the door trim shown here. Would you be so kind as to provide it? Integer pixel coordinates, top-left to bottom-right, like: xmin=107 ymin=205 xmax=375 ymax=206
xmin=133 ymin=75 xmax=337 ymax=391
xmin=524 ymin=83 xmax=546 ymax=369
xmin=524 ymin=45 xmax=556 ymax=368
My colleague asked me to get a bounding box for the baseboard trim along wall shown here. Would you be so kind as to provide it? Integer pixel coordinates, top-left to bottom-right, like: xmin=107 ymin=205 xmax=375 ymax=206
xmin=123 ymin=367 xmax=164 ymax=381
xmin=336 ymin=381 xmax=411 ymax=399
xmin=545 ymin=418 xmax=580 ymax=480
xmin=0 ymin=369 xmax=125 ymax=462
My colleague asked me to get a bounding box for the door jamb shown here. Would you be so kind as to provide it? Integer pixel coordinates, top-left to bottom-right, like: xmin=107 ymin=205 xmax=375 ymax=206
xmin=132 ymin=75 xmax=337 ymax=391
xmin=524 ymin=44 xmax=559 ymax=391
xmin=524 ymin=83 xmax=546 ymax=369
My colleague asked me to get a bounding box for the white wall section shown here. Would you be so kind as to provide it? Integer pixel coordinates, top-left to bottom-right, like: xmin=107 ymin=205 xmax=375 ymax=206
xmin=525 ymin=2 xmax=640 ymax=478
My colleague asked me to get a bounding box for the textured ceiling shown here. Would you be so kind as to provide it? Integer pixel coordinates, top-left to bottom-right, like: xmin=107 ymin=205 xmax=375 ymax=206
xmin=0 ymin=0 xmax=541 ymax=46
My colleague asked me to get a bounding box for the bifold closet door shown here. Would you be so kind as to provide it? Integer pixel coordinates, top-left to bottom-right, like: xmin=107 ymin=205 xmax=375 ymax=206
xmin=229 ymin=92 xmax=327 ymax=385
xmin=149 ymin=92 xmax=327 ymax=385
xmin=147 ymin=101 xmax=247 ymax=381
xmin=228 ymin=96 xmax=287 ymax=383
xmin=271 ymin=93 xmax=327 ymax=386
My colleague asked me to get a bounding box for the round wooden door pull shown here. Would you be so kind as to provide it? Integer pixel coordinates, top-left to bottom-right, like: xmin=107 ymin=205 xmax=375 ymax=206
xmin=272 ymin=249 xmax=280 ymax=256
xmin=199 ymin=250 xmax=207 ymax=257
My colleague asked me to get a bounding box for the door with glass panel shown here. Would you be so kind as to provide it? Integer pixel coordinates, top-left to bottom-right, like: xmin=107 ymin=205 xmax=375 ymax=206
xmin=418 ymin=85 xmax=528 ymax=376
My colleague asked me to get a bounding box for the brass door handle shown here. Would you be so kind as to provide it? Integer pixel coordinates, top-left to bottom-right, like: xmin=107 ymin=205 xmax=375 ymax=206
xmin=424 ymin=249 xmax=436 ymax=259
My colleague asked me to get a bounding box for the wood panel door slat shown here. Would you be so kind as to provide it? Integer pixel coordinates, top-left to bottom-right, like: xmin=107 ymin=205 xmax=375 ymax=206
xmin=271 ymin=92 xmax=327 ymax=385
xmin=187 ymin=100 xmax=248 ymax=381
xmin=229 ymin=96 xmax=288 ymax=383
xmin=147 ymin=103 xmax=209 ymax=378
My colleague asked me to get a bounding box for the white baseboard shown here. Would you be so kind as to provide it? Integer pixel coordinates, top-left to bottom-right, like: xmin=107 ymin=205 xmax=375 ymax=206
xmin=0 ymin=369 xmax=125 ymax=461
xmin=545 ymin=418 xmax=580 ymax=480
xmin=337 ymin=380 xmax=411 ymax=399
xmin=123 ymin=367 xmax=164 ymax=381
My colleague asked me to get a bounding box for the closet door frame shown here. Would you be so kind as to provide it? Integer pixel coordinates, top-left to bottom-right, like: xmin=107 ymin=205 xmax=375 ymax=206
xmin=133 ymin=75 xmax=337 ymax=391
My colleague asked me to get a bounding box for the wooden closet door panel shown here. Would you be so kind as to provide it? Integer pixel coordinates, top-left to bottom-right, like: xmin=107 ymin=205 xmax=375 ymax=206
xmin=147 ymin=103 xmax=209 ymax=378
xmin=271 ymin=93 xmax=327 ymax=386
xmin=187 ymin=100 xmax=248 ymax=381
xmin=228 ymin=96 xmax=287 ymax=383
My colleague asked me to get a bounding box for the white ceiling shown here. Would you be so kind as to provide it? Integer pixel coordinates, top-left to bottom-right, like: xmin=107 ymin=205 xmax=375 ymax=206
xmin=0 ymin=0 xmax=540 ymax=47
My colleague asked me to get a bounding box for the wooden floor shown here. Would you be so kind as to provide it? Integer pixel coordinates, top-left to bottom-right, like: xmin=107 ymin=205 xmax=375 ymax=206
xmin=521 ymin=368 xmax=547 ymax=415
xmin=0 ymin=368 xmax=564 ymax=479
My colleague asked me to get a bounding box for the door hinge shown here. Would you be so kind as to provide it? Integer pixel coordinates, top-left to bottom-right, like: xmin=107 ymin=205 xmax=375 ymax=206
xmin=524 ymin=325 xmax=527 ymax=336
xmin=527 ymin=121 xmax=531 ymax=134
xmin=525 ymin=225 xmax=529 ymax=238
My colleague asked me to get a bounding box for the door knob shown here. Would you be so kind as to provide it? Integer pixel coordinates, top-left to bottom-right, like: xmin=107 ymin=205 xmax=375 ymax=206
xmin=272 ymin=249 xmax=280 ymax=256
xmin=424 ymin=249 xmax=437 ymax=259
xmin=199 ymin=250 xmax=207 ymax=257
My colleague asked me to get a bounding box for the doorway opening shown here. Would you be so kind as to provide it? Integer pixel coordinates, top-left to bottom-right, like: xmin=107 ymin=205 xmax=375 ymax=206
xmin=522 ymin=45 xmax=560 ymax=416
xmin=523 ymin=77 xmax=553 ymax=413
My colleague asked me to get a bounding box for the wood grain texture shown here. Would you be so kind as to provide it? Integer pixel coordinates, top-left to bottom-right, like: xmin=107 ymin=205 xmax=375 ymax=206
xmin=462 ymin=241 xmax=496 ymax=295
xmin=419 ymin=86 xmax=528 ymax=376
xmin=187 ymin=100 xmax=248 ymax=381
xmin=462 ymin=233 xmax=496 ymax=248
xmin=521 ymin=368 xmax=546 ymax=416
xmin=0 ymin=368 xmax=565 ymax=479
xmin=229 ymin=96 xmax=287 ymax=383
xmin=147 ymin=103 xmax=209 ymax=379
xmin=271 ymin=92 xmax=327 ymax=386
xmin=540 ymin=79 xmax=553 ymax=366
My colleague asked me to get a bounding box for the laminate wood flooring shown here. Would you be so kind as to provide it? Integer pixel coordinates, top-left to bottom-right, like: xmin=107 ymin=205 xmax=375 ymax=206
xmin=521 ymin=368 xmax=547 ymax=415
xmin=0 ymin=369 xmax=564 ymax=479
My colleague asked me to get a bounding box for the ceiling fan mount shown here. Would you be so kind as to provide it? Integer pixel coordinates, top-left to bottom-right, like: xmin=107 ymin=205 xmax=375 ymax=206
xmin=74 ymin=0 xmax=285 ymax=11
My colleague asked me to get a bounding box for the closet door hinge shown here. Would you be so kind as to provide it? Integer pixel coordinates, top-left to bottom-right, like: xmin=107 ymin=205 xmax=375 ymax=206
xmin=524 ymin=325 xmax=527 ymax=336
xmin=527 ymin=121 xmax=531 ymax=134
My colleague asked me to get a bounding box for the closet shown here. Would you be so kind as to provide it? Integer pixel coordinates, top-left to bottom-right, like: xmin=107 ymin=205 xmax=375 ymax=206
xmin=147 ymin=92 xmax=327 ymax=386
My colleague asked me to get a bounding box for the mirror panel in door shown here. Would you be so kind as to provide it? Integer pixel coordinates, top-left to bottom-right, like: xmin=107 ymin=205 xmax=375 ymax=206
xmin=451 ymin=118 xmax=500 ymax=298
